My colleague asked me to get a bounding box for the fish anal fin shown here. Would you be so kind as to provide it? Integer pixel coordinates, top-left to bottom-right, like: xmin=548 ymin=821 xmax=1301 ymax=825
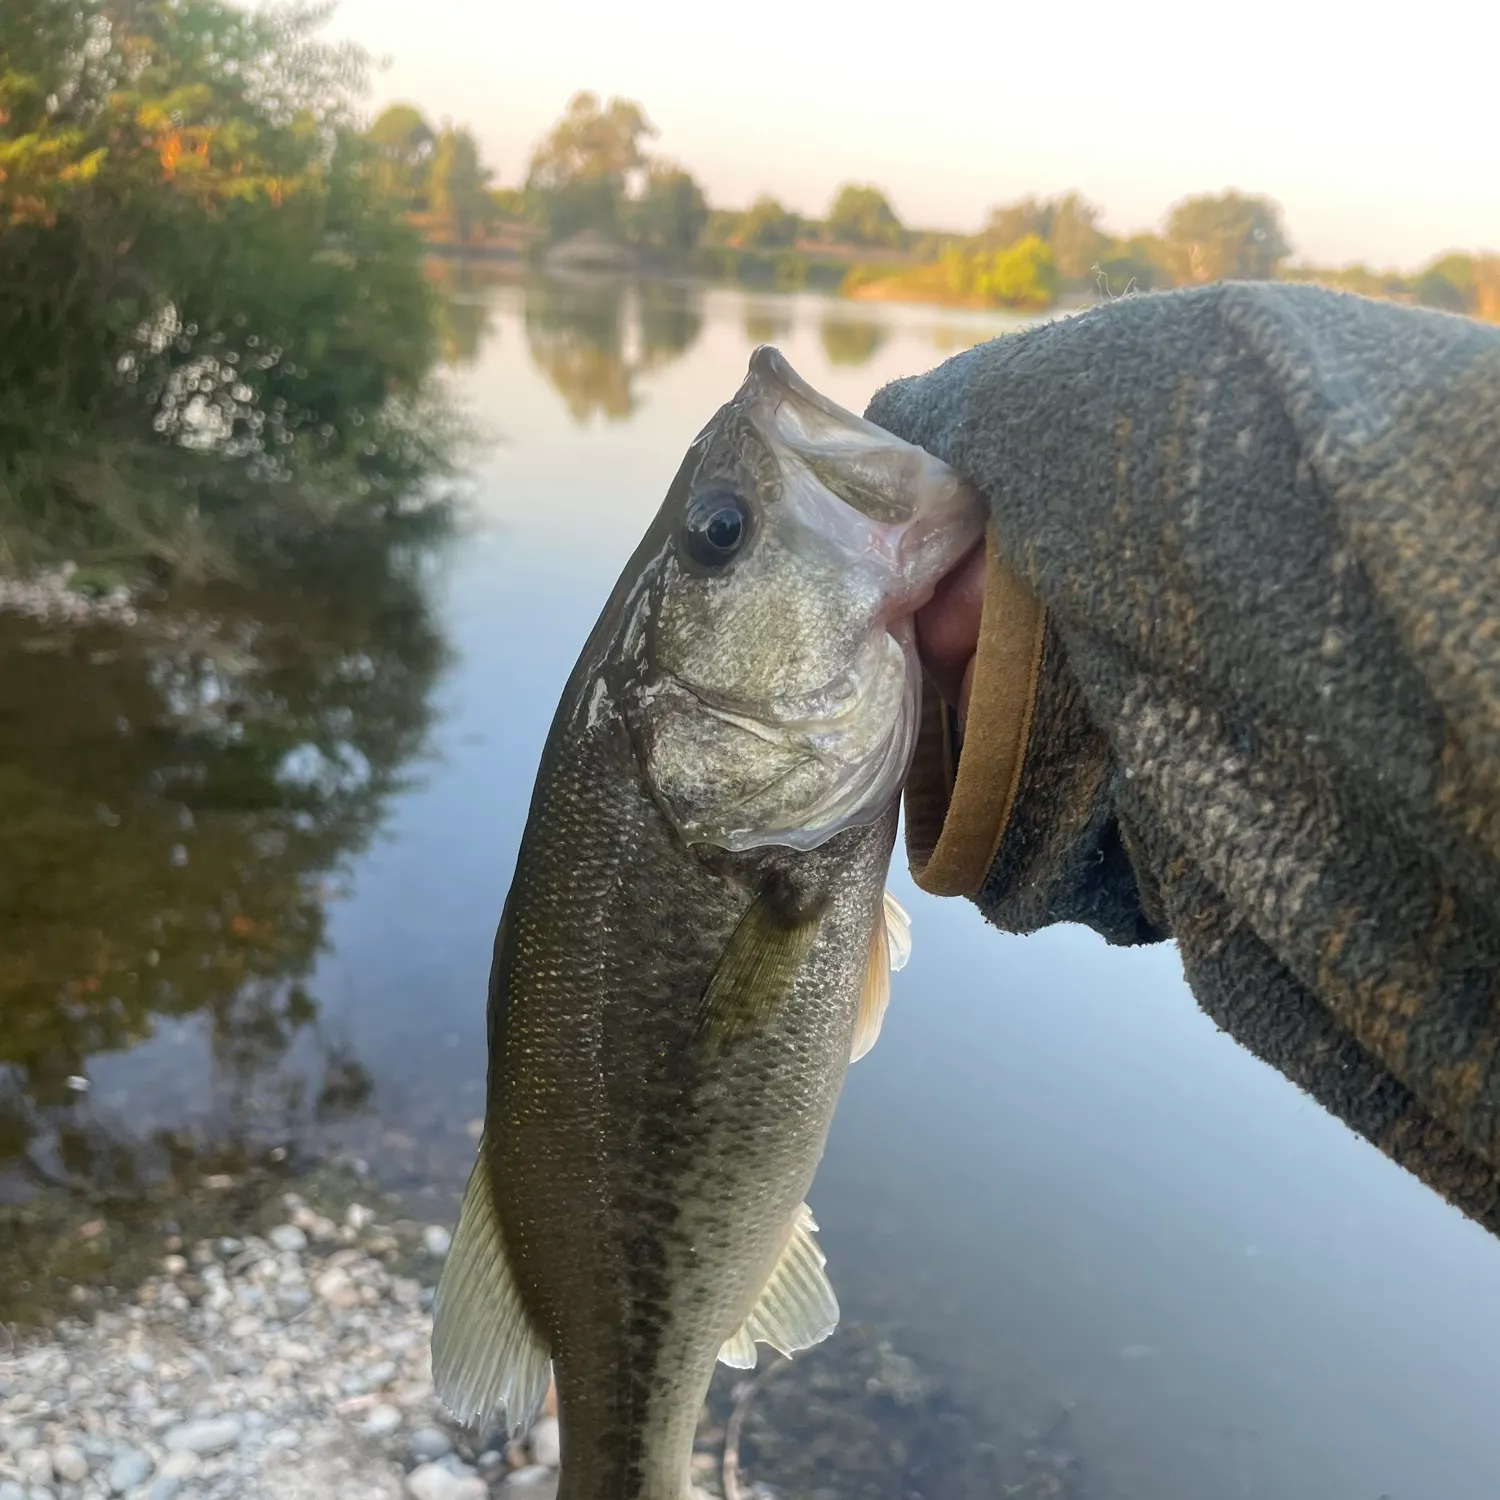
xmin=431 ymin=1140 xmax=552 ymax=1439
xmin=717 ymin=1324 xmax=758 ymax=1369
xmin=698 ymin=893 xmax=820 ymax=1053
xmin=717 ymin=1203 xmax=839 ymax=1368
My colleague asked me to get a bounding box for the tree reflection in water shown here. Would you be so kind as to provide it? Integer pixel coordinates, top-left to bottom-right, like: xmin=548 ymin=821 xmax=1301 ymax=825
xmin=820 ymin=315 xmax=890 ymax=367
xmin=0 ymin=541 xmax=447 ymax=1202
xmin=524 ymin=278 xmax=704 ymax=423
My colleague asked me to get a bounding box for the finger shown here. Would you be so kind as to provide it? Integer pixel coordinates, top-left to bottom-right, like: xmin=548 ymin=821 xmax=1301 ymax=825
xmin=915 ymin=539 xmax=985 ymax=709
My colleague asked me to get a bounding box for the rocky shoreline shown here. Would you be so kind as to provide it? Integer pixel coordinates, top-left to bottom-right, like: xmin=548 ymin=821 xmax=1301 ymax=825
xmin=0 ymin=565 xmax=142 ymax=627
xmin=0 ymin=1191 xmax=570 ymax=1500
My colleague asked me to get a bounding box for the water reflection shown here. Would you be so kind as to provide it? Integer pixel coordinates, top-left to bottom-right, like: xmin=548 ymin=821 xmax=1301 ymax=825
xmin=820 ymin=315 xmax=891 ymax=366
xmin=744 ymin=309 xmax=793 ymax=345
xmin=523 ymin=278 xmax=703 ymax=423
xmin=0 ymin=543 xmax=445 ymax=1200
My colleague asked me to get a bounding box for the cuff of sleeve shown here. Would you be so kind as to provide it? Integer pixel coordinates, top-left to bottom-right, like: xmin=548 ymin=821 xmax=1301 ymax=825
xmin=902 ymin=533 xmax=1047 ymax=898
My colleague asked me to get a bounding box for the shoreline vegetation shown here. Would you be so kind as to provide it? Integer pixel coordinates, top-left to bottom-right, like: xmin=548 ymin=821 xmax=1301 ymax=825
xmin=3 ymin=2 xmax=1497 ymax=584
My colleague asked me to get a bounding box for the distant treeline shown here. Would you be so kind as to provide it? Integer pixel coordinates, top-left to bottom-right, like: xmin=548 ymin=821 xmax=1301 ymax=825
xmin=386 ymin=89 xmax=1500 ymax=322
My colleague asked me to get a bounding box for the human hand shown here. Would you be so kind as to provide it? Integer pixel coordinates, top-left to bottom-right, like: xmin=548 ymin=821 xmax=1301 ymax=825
xmin=914 ymin=539 xmax=985 ymax=735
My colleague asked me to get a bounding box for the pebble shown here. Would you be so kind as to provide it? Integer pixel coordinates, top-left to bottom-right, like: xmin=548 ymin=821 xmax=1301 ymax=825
xmin=0 ymin=1189 xmax=569 ymax=1500
xmin=362 ymin=1404 xmax=403 ymax=1436
xmin=502 ymin=1466 xmax=560 ymax=1497
xmin=408 ymin=1426 xmax=453 ymax=1463
xmin=50 ymin=1445 xmax=88 ymax=1483
xmin=406 ymin=1462 xmax=488 ymax=1500
xmin=16 ymin=1453 xmax=52 ymax=1487
xmin=163 ymin=1417 xmax=243 ymax=1455
xmin=313 ymin=1266 xmax=359 ymax=1308
xmin=528 ymin=1416 xmax=561 ymax=1469
xmin=106 ymin=1449 xmax=154 ymax=1494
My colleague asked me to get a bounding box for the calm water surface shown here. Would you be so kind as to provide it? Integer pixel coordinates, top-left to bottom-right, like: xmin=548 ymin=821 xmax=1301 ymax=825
xmin=3 ymin=276 xmax=1499 ymax=1499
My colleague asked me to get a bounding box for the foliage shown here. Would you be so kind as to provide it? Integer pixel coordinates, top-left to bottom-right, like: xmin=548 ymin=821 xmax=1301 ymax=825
xmin=1406 ymin=252 xmax=1500 ymax=319
xmin=1161 ymin=190 xmax=1291 ymax=284
xmin=0 ymin=0 xmax=450 ymax=577
xmin=366 ymin=102 xmax=434 ymax=206
xmin=1095 ymin=234 xmax=1170 ymax=294
xmin=845 ymin=235 xmax=1057 ymax=310
xmin=524 ymin=90 xmax=655 ymax=241
xmin=426 ymin=125 xmax=492 ymax=247
xmin=826 ymin=184 xmax=904 ymax=249
xmin=979 ymin=193 xmax=1106 ymax=284
xmin=626 ymin=163 xmax=708 ymax=254
xmin=736 ymin=195 xmax=801 ymax=249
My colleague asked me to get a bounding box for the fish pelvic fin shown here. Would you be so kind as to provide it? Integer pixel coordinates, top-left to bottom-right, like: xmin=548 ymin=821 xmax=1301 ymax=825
xmin=431 ymin=1140 xmax=552 ymax=1439
xmin=717 ymin=1202 xmax=839 ymax=1368
xmin=697 ymin=892 xmax=821 ymax=1054
xmin=850 ymin=889 xmax=912 ymax=1064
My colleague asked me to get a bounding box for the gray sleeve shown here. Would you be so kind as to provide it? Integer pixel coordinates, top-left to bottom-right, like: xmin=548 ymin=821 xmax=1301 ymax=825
xmin=867 ymin=282 xmax=1500 ymax=1234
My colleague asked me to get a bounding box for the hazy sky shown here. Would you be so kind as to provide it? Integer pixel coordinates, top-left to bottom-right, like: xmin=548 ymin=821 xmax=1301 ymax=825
xmin=329 ymin=0 xmax=1498 ymax=268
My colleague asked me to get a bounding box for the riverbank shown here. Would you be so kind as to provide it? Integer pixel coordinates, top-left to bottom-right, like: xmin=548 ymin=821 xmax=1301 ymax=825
xmin=0 ymin=564 xmax=143 ymax=626
xmin=0 ymin=1169 xmax=1074 ymax=1500
xmin=0 ymin=1179 xmax=568 ymax=1500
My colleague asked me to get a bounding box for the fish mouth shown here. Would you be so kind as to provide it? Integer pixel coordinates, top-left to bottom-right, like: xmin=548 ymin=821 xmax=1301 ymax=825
xmin=741 ymin=346 xmax=987 ymax=612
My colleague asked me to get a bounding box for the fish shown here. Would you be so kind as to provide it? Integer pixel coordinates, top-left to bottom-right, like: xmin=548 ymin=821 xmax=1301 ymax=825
xmin=432 ymin=346 xmax=985 ymax=1500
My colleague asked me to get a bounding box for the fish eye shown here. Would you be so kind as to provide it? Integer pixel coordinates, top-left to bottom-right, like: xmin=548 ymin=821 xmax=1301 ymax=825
xmin=681 ymin=490 xmax=752 ymax=569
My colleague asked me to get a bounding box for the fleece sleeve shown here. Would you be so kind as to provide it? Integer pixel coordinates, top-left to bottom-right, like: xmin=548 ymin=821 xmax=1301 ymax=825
xmin=866 ymin=281 xmax=1500 ymax=1233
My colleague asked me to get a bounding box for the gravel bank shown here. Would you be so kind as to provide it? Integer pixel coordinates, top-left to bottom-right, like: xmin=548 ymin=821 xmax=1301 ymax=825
xmin=0 ymin=566 xmax=140 ymax=627
xmin=0 ymin=1192 xmax=564 ymax=1500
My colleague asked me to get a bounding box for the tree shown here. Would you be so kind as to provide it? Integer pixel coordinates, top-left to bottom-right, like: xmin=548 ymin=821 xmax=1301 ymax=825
xmin=1048 ymin=193 xmax=1107 ymax=282
xmin=736 ymin=196 xmax=800 ymax=250
xmin=978 ymin=235 xmax=1058 ymax=309
xmin=628 ymin=164 xmax=708 ymax=255
xmin=1095 ymin=234 xmax=1169 ymax=295
xmin=366 ymin=103 xmax=435 ymax=206
xmin=827 ymin=184 xmax=904 ymax=249
xmin=1161 ymin=191 xmax=1291 ymax=284
xmin=978 ymin=193 xmax=1104 ymax=282
xmin=0 ymin=0 xmax=444 ymax=573
xmin=427 ymin=126 xmax=493 ymax=247
xmin=979 ymin=197 xmax=1051 ymax=250
xmin=525 ymin=91 xmax=656 ymax=240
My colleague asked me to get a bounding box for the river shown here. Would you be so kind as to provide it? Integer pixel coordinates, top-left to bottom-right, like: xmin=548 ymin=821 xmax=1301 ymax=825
xmin=3 ymin=273 xmax=1498 ymax=1499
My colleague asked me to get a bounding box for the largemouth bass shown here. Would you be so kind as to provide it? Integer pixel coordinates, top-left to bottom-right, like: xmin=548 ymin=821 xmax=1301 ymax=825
xmin=432 ymin=347 xmax=985 ymax=1499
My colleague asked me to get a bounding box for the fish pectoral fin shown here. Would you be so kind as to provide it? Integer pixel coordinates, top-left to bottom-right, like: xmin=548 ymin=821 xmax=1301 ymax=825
xmin=431 ymin=1141 xmax=552 ymax=1439
xmin=718 ymin=1202 xmax=839 ymax=1367
xmin=850 ymin=889 xmax=912 ymax=1064
xmin=883 ymin=890 xmax=912 ymax=972
xmin=697 ymin=892 xmax=821 ymax=1053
